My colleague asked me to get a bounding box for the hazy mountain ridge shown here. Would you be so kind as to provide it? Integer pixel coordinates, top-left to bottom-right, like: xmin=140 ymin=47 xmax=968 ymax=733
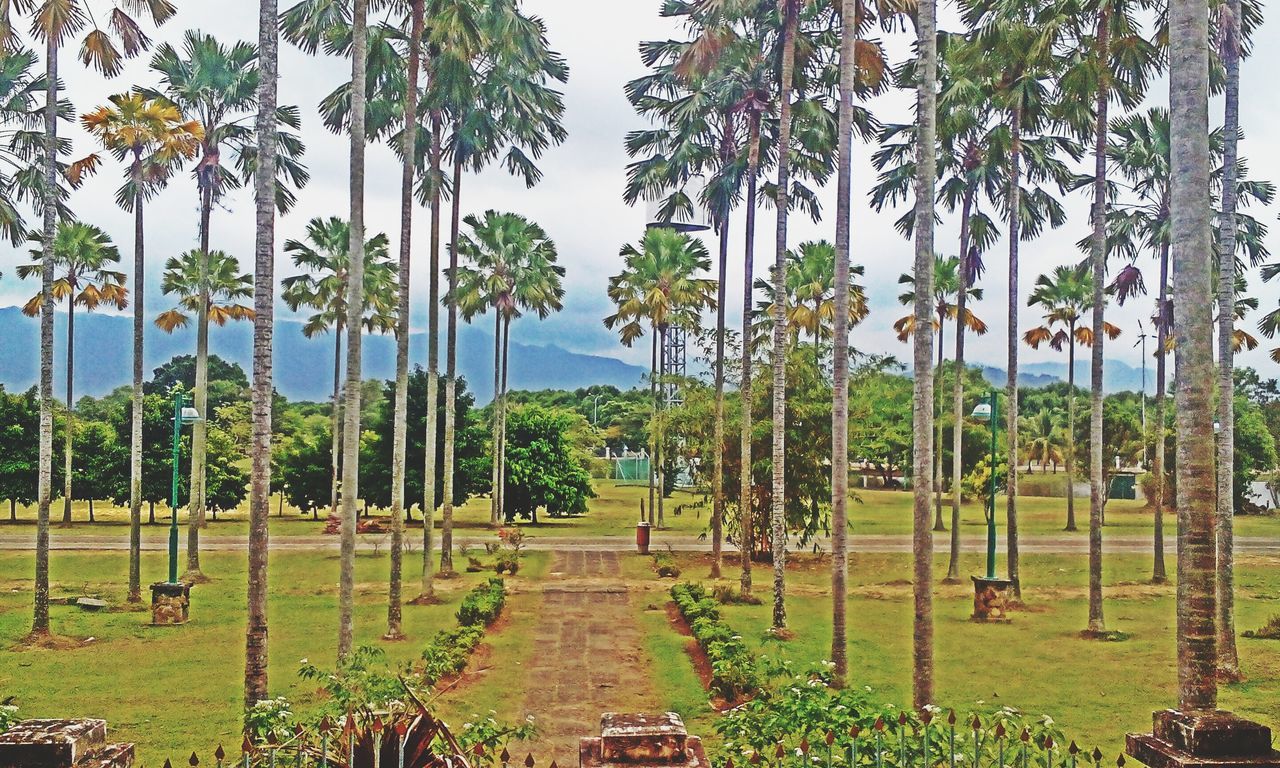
xmin=0 ymin=306 xmax=645 ymax=403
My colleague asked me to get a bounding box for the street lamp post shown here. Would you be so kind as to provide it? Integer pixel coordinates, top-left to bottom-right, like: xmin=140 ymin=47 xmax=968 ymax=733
xmin=970 ymin=389 xmax=1012 ymax=621
xmin=168 ymin=390 xmax=202 ymax=584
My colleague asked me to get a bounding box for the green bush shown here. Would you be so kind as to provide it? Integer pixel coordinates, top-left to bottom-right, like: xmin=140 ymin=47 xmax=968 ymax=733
xmin=670 ymin=582 xmax=763 ymax=701
xmin=422 ymin=625 xmax=485 ymax=683
xmin=457 ymin=578 xmax=506 ymax=627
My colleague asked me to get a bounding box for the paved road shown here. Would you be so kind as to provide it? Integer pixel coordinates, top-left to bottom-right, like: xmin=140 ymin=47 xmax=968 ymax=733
xmin=2 ymin=531 xmax=1278 ymax=554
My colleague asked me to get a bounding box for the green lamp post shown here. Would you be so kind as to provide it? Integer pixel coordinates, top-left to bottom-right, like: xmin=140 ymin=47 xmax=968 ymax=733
xmin=971 ymin=390 xmax=1000 ymax=579
xmin=168 ymin=389 xmax=202 ymax=584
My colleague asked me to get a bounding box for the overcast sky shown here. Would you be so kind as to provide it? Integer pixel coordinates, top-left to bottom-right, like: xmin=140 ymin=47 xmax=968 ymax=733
xmin=1 ymin=0 xmax=1277 ymax=385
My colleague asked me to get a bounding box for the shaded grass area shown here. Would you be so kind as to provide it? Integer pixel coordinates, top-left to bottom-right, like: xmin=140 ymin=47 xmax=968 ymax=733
xmin=639 ymin=551 xmax=1280 ymax=755
xmin=0 ymin=549 xmax=548 ymax=767
xmin=8 ymin=485 xmax=1279 ymax=540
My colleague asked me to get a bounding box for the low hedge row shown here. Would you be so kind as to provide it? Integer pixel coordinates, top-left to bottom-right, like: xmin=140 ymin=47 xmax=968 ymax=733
xmin=457 ymin=578 xmax=507 ymax=627
xmin=421 ymin=624 xmax=485 ymax=684
xmin=670 ymin=582 xmax=763 ymax=702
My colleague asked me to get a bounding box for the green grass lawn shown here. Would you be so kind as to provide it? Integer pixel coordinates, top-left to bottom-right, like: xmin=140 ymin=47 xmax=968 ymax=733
xmin=638 ymin=550 xmax=1280 ymax=755
xmin=7 ymin=483 xmax=1280 ymax=540
xmin=0 ymin=548 xmax=549 ymax=767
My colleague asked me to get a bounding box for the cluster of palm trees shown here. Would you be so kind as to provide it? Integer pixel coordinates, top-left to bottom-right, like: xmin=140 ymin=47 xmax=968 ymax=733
xmin=618 ymin=0 xmax=1259 ymax=711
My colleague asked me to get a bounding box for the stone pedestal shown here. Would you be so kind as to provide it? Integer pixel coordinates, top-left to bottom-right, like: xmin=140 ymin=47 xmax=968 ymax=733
xmin=150 ymin=582 xmax=190 ymax=626
xmin=971 ymin=576 xmax=1013 ymax=622
xmin=1127 ymin=710 xmax=1280 ymax=768
xmin=0 ymin=719 xmax=133 ymax=768
xmin=580 ymin=713 xmax=709 ymax=768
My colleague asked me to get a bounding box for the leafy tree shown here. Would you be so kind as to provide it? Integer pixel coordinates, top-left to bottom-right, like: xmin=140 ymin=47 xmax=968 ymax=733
xmin=499 ymin=405 xmax=596 ymax=524
xmin=847 ymin=363 xmax=913 ymax=488
xmin=147 ymin=355 xmax=249 ymax=415
xmin=0 ymin=387 xmax=62 ymax=521
xmin=1232 ymin=395 xmax=1278 ymax=514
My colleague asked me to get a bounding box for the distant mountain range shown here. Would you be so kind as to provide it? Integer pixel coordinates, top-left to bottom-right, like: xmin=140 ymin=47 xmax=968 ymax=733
xmin=979 ymin=360 xmax=1160 ymax=393
xmin=0 ymin=306 xmax=646 ymax=403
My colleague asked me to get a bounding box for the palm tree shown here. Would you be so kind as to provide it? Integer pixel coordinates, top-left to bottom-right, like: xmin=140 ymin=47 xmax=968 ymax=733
xmin=1024 ymin=264 xmax=1118 ymax=532
xmin=910 ymin=0 xmax=939 ymax=708
xmin=17 ymin=223 xmax=127 ymax=527
xmin=1167 ymin=0 xmax=1216 ymax=711
xmin=3 ymin=0 xmax=174 ymax=642
xmin=752 ymin=241 xmax=869 ymax=357
xmin=1023 ymin=409 xmax=1066 ymax=471
xmin=154 ymin=249 xmax=254 ymax=576
xmin=145 ymin=30 xmax=308 ymax=576
xmin=896 ymin=255 xmax=987 ymax=544
xmin=281 ymin=217 xmax=396 ymax=523
xmin=605 ymin=227 xmax=716 ymax=530
xmin=245 ymin=0 xmax=281 ymax=709
xmin=0 ymin=46 xmax=51 ymax=245
xmin=454 ymin=211 xmax=565 ymax=524
xmin=79 ymin=93 xmax=201 ymax=602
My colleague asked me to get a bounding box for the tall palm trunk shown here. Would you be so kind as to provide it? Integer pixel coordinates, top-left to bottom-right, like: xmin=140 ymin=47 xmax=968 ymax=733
xmin=1168 ymin=0 xmax=1217 ymax=709
xmin=498 ymin=316 xmax=512 ymax=518
xmin=245 ymin=0 xmax=280 ymax=706
xmin=418 ymin=115 xmax=443 ymax=602
xmin=1214 ymin=0 xmax=1242 ymax=680
xmin=63 ymin=297 xmax=74 ymax=525
xmin=1152 ymin=241 xmax=1169 ymax=583
xmin=657 ymin=325 xmax=666 ymax=529
xmin=1066 ymin=330 xmax=1077 ymax=531
xmin=329 ymin=324 xmax=343 ymax=520
xmin=933 ymin=310 xmax=945 ymax=531
xmin=739 ymin=112 xmax=761 ymax=594
xmin=128 ymin=150 xmax=145 ymax=603
xmin=490 ymin=312 xmax=502 ymax=524
xmin=648 ymin=328 xmax=658 ymax=526
xmin=711 ymin=116 xmax=733 ymax=579
xmin=337 ymin=0 xmax=370 ymax=663
xmin=185 ymin=184 xmax=213 ymax=579
xmin=1086 ymin=18 xmax=1110 ymax=635
xmin=440 ymin=153 xmax=463 ymax=575
xmin=911 ymin=0 xmax=938 ymax=708
xmin=31 ymin=34 xmax=58 ymax=640
xmin=770 ymin=3 xmax=799 ymax=633
xmin=1005 ymin=105 xmax=1023 ymax=599
xmin=386 ymin=0 xmax=424 ymax=640
xmin=830 ymin=0 xmax=856 ymax=685
xmin=947 ymin=192 xmax=975 ymax=583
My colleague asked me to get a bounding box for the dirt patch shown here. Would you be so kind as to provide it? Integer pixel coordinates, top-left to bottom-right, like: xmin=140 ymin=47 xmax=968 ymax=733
xmin=11 ymin=632 xmax=89 ymax=651
xmin=665 ymin=602 xmax=714 ymax=690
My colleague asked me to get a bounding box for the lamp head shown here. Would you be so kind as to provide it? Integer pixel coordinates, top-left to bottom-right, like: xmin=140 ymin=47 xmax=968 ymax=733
xmin=180 ymin=406 xmax=203 ymax=425
xmin=971 ymin=402 xmax=993 ymax=422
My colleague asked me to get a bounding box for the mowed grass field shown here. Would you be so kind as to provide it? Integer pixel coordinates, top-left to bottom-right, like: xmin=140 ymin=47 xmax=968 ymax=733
xmin=6 ymin=481 xmax=1280 ymax=540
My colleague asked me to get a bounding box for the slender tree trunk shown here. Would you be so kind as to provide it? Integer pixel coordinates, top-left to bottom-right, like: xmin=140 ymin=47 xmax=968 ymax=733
xmin=128 ymin=161 xmax=145 ymax=602
xmin=1169 ymin=0 xmax=1217 ymax=708
xmin=386 ymin=0 xmax=423 ymax=639
xmin=245 ymin=0 xmax=279 ymax=706
xmin=337 ymin=0 xmax=369 ymax=663
xmin=63 ymin=299 xmax=74 ymax=526
xmin=1066 ymin=332 xmax=1078 ymax=532
xmin=770 ymin=3 xmax=799 ymax=633
xmin=490 ymin=312 xmax=503 ymax=524
xmin=440 ymin=154 xmax=462 ymax=574
xmin=498 ymin=317 xmax=511 ymax=521
xmin=947 ymin=193 xmax=975 ymax=583
xmin=1006 ymin=105 xmax=1023 ymax=599
xmin=711 ymin=117 xmax=733 ymax=579
xmin=327 ymin=325 xmax=343 ymax=521
xmin=830 ymin=0 xmax=856 ymax=685
xmin=1086 ymin=24 xmax=1110 ymax=635
xmin=1153 ymin=242 xmax=1170 ymax=583
xmin=657 ymin=325 xmax=666 ymax=530
xmin=30 ymin=35 xmax=57 ymax=640
xmin=418 ymin=114 xmax=443 ymax=601
xmin=186 ymin=184 xmax=214 ymax=580
xmin=933 ymin=311 xmax=945 ymax=531
xmin=740 ymin=113 xmax=761 ymax=595
xmin=1214 ymin=0 xmax=1242 ymax=680
xmin=911 ymin=0 xmax=938 ymax=707
xmin=649 ymin=329 xmax=658 ymax=526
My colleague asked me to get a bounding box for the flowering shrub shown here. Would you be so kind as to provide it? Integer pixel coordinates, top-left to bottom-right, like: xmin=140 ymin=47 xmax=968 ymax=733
xmin=0 ymin=703 xmax=18 ymax=734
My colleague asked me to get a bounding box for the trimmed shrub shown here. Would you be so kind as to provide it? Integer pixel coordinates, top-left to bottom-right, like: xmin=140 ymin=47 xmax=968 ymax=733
xmin=671 ymin=582 xmax=763 ymax=701
xmin=457 ymin=578 xmax=506 ymax=627
xmin=421 ymin=625 xmax=486 ymax=683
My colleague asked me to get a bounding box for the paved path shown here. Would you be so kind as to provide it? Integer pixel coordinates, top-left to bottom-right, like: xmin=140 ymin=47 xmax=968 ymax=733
xmin=519 ymin=551 xmax=659 ymax=764
xmin=2 ymin=531 xmax=1278 ymax=554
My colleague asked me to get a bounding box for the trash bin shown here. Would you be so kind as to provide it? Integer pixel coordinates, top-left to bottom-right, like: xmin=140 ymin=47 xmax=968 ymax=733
xmin=636 ymin=521 xmax=652 ymax=555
